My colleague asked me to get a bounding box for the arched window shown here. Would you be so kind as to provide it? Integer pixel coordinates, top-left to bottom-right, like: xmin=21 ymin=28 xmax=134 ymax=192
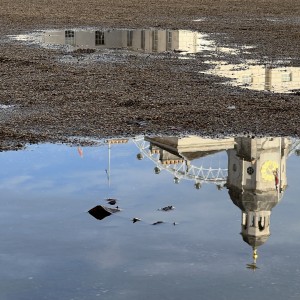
xmin=258 ymin=217 xmax=265 ymax=231
xmin=242 ymin=212 xmax=247 ymax=229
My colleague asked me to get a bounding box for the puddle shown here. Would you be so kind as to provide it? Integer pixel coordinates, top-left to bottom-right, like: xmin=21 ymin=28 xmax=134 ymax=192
xmin=192 ymin=18 xmax=206 ymax=22
xmin=202 ymin=60 xmax=300 ymax=93
xmin=1 ymin=135 xmax=300 ymax=299
xmin=0 ymin=104 xmax=15 ymax=109
xmin=9 ymin=28 xmax=300 ymax=93
xmin=10 ymin=28 xmax=244 ymax=56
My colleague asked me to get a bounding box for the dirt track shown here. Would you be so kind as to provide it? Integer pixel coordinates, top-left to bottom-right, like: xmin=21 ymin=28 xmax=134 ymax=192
xmin=1 ymin=0 xmax=300 ymax=150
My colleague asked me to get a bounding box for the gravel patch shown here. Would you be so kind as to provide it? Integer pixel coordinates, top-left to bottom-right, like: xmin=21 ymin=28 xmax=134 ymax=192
xmin=0 ymin=0 xmax=300 ymax=150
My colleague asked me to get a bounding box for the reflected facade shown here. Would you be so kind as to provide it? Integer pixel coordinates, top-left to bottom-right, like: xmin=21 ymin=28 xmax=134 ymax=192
xmin=133 ymin=135 xmax=298 ymax=266
xmin=204 ymin=62 xmax=300 ymax=93
xmin=12 ymin=28 xmax=300 ymax=93
xmin=42 ymin=29 xmax=207 ymax=54
xmin=142 ymin=135 xmax=234 ymax=186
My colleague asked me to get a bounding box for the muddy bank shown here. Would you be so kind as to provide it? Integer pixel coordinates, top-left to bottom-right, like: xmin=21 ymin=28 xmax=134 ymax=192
xmin=0 ymin=0 xmax=300 ymax=150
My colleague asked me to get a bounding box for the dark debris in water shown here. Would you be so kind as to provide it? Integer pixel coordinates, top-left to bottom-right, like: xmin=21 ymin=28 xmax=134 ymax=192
xmin=158 ymin=205 xmax=175 ymax=211
xmin=88 ymin=205 xmax=121 ymax=220
xmin=106 ymin=198 xmax=117 ymax=205
xmin=132 ymin=217 xmax=141 ymax=223
xmin=152 ymin=221 xmax=165 ymax=225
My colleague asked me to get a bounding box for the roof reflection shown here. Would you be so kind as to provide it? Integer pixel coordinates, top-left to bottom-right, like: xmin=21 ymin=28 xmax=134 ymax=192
xmin=134 ymin=135 xmax=233 ymax=187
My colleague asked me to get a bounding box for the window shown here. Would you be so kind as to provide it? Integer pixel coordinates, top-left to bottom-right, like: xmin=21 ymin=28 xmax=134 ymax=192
xmin=258 ymin=217 xmax=265 ymax=231
xmin=242 ymin=213 xmax=248 ymax=229
xmin=65 ymin=30 xmax=75 ymax=46
xmin=95 ymin=31 xmax=105 ymax=46
xmin=281 ymin=72 xmax=292 ymax=82
xmin=166 ymin=31 xmax=172 ymax=51
xmin=242 ymin=75 xmax=252 ymax=85
xmin=127 ymin=30 xmax=133 ymax=47
xmin=141 ymin=30 xmax=145 ymax=50
xmin=152 ymin=30 xmax=158 ymax=52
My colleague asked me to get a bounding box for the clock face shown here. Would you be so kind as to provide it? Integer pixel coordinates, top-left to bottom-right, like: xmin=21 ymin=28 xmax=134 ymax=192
xmin=261 ymin=160 xmax=279 ymax=182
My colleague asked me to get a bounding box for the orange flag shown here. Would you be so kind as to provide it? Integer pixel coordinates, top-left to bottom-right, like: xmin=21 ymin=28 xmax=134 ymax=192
xmin=77 ymin=147 xmax=83 ymax=158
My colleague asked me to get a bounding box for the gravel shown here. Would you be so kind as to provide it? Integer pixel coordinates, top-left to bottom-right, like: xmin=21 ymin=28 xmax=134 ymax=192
xmin=0 ymin=0 xmax=300 ymax=150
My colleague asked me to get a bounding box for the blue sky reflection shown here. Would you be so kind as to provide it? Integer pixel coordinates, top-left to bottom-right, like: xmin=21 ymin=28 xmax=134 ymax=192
xmin=0 ymin=136 xmax=300 ymax=299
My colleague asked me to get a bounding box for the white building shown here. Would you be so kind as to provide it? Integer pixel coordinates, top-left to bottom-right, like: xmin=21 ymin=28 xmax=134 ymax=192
xmin=43 ymin=29 xmax=205 ymax=54
xmin=226 ymin=137 xmax=291 ymax=265
xmin=205 ymin=62 xmax=300 ymax=93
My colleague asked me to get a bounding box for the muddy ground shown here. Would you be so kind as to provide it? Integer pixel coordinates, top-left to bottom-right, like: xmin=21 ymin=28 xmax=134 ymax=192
xmin=1 ymin=0 xmax=300 ymax=150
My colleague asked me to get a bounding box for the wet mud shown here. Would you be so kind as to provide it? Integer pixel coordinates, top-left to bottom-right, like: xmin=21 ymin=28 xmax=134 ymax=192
xmin=1 ymin=0 xmax=300 ymax=151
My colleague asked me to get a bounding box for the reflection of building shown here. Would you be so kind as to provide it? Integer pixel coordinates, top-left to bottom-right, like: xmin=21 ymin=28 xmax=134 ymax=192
xmin=146 ymin=136 xmax=234 ymax=162
xmin=134 ymin=135 xmax=300 ymax=268
xmin=43 ymin=29 xmax=205 ymax=54
xmin=142 ymin=136 xmax=234 ymax=185
xmin=205 ymin=62 xmax=300 ymax=93
xmin=226 ymin=137 xmax=291 ymax=267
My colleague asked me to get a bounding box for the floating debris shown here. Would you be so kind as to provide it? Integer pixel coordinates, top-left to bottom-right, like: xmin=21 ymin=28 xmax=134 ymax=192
xmin=88 ymin=205 xmax=121 ymax=220
xmin=152 ymin=221 xmax=165 ymax=225
xmin=132 ymin=217 xmax=141 ymax=223
xmin=157 ymin=205 xmax=175 ymax=211
xmin=106 ymin=198 xmax=117 ymax=205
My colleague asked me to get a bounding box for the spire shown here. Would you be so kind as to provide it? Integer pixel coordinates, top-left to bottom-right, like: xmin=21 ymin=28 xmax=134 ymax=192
xmin=253 ymin=247 xmax=258 ymax=263
xmin=246 ymin=247 xmax=259 ymax=271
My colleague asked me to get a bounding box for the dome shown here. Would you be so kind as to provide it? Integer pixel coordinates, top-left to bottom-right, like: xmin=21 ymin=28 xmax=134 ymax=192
xmin=241 ymin=233 xmax=270 ymax=247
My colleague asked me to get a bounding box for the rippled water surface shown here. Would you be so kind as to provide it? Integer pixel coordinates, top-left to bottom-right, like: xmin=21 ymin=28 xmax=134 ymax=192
xmin=1 ymin=136 xmax=300 ymax=299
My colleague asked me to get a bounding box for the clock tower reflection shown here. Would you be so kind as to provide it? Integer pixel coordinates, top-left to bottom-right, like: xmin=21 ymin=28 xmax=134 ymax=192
xmin=226 ymin=137 xmax=291 ymax=269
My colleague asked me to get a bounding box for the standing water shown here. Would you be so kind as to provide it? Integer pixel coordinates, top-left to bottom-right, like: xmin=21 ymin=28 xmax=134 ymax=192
xmin=1 ymin=135 xmax=300 ymax=299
